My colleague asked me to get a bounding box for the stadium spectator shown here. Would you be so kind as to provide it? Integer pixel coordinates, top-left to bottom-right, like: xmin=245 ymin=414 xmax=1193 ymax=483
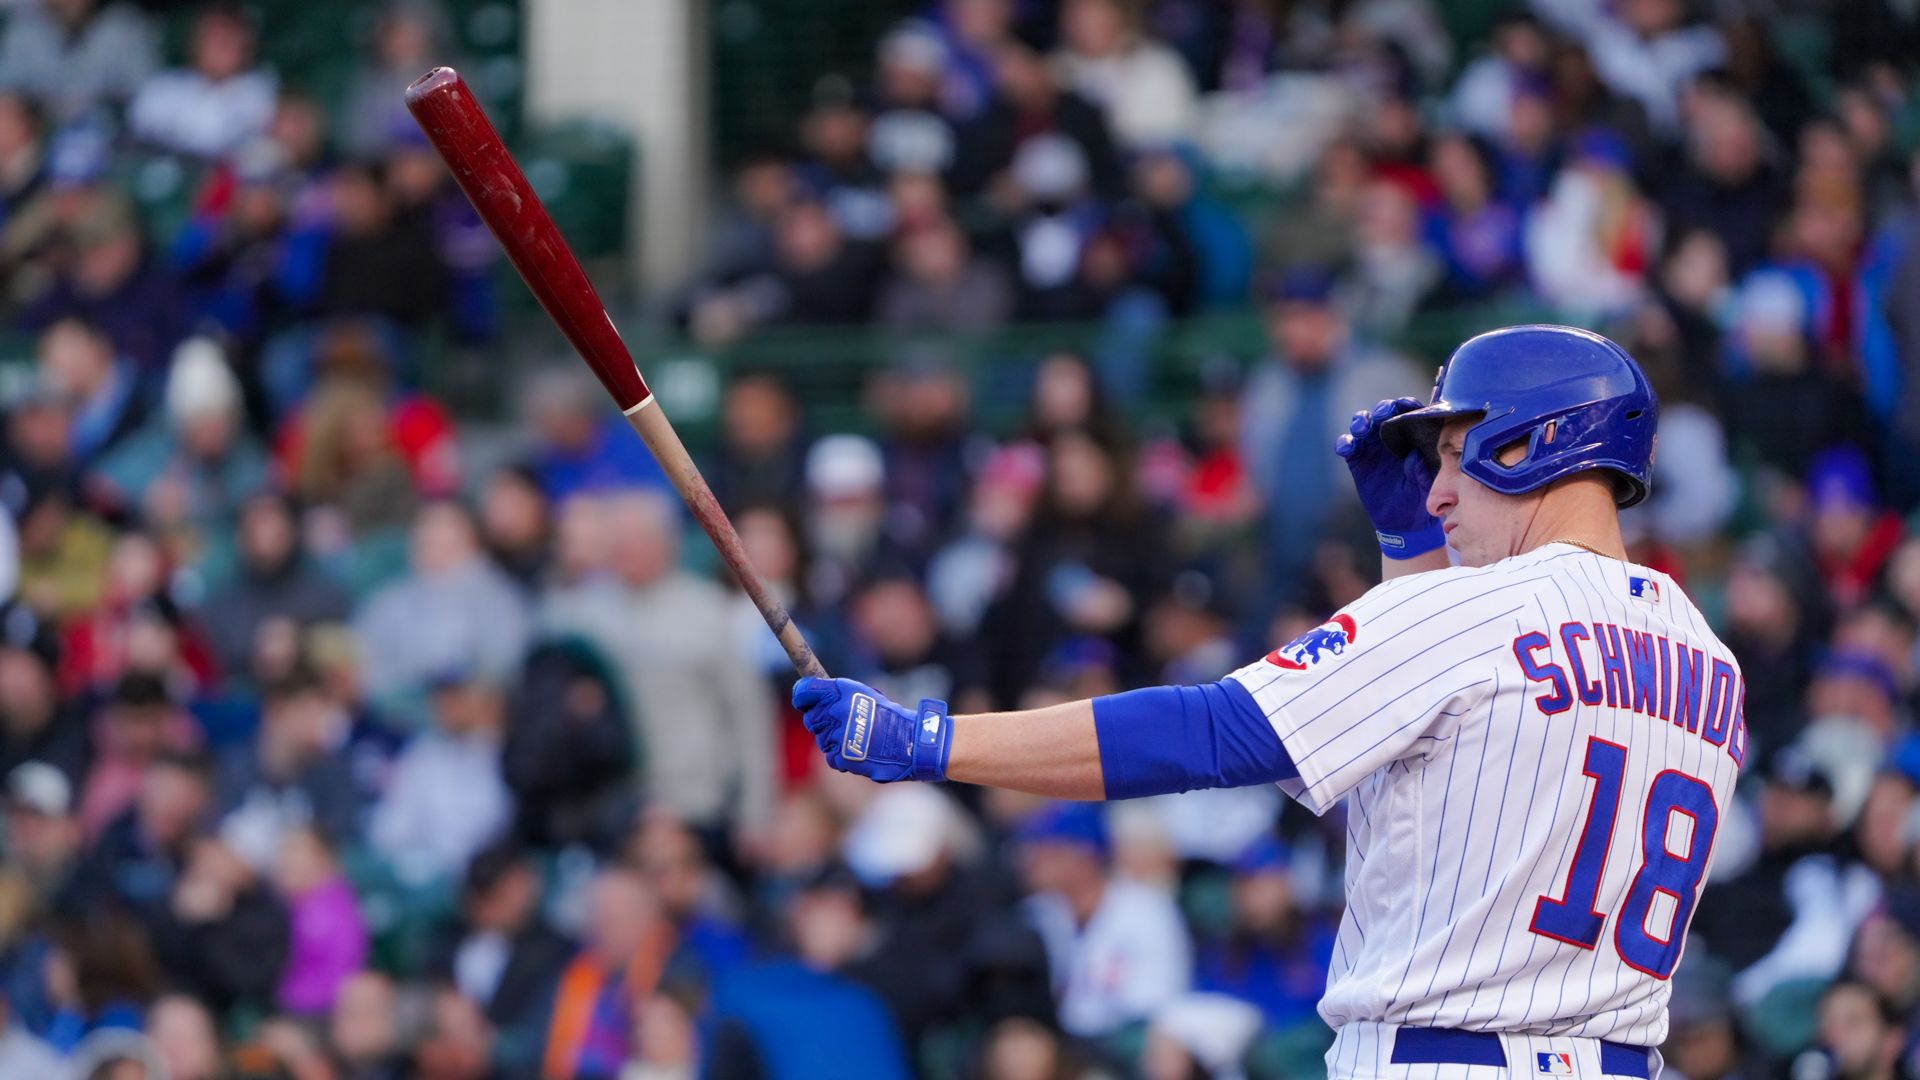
xmin=1001 ymin=134 xmax=1111 ymax=322
xmin=1192 ymin=836 xmax=1334 ymax=1031
xmin=499 ymin=637 xmax=633 ymax=850
xmin=313 ymin=160 xmax=453 ymax=328
xmin=59 ymin=529 xmax=212 ymax=701
xmin=842 ymin=784 xmax=1013 ymax=1043
xmin=271 ymin=825 xmax=367 ymax=1016
xmin=170 ymin=141 xmax=325 ymax=343
xmin=368 ymin=665 xmax=512 ymax=889
xmin=69 ymin=749 xmax=208 ymax=919
xmin=1811 ymin=980 xmax=1906 ymax=1080
xmin=1017 ymin=801 xmax=1191 ymax=1038
xmin=0 ymin=0 xmax=159 ymax=123
xmin=0 ymin=92 xmax=47 ymax=228
xmin=1052 ymin=0 xmax=1199 ymax=150
xmin=1660 ymin=87 xmax=1786 ymax=280
xmin=425 ymin=839 xmax=572 ymax=1064
xmin=93 ymin=337 xmax=267 ymax=548
xmin=629 ymin=810 xmax=751 ymax=977
xmin=872 ymin=354 xmax=974 ymax=557
xmin=953 ymin=39 xmax=1123 ymax=201
xmin=705 ymin=372 xmax=809 ymax=517
xmin=147 ymin=835 xmax=289 ymax=1017
xmin=1530 ymin=0 xmax=1725 ymax=136
xmin=23 ymin=197 xmax=192 ymax=381
xmin=708 ymin=863 xmax=915 ymax=1080
xmin=1525 ymin=129 xmax=1658 ymax=317
xmin=412 ymin=985 xmax=497 ymax=1080
xmin=73 ymin=672 xmax=197 ymax=842
xmin=478 ymin=464 xmax=552 ymax=590
xmin=33 ymin=909 xmax=160 ymax=1052
xmin=695 ymin=151 xmax=798 ymax=287
xmin=1659 ymin=957 xmax=1768 ymax=1080
xmin=145 ymin=994 xmax=223 ymax=1080
xmin=1448 ymin=13 xmax=1553 ymax=140
xmin=0 ymin=610 xmax=87 ymax=784
xmin=200 ymin=491 xmax=350 ymax=683
xmin=329 ymin=969 xmax=408 ymax=1080
xmin=214 ymin=669 xmax=359 ymax=862
xmin=1425 ymin=133 xmax=1526 ymax=304
xmin=519 ymin=367 xmax=668 ymax=504
xmin=980 ymin=427 xmax=1172 ymax=700
xmin=539 ymin=866 xmax=677 ymax=1080
xmin=352 ymin=500 xmax=529 ymax=702
xmin=1341 ymin=177 xmax=1443 ymax=334
xmin=541 ymin=491 xmax=775 ymax=835
xmin=36 ymin=317 xmax=145 ymax=468
xmin=932 ymin=0 xmax=1014 ymax=121
xmin=4 ymin=760 xmax=83 ymax=904
xmin=128 ymin=4 xmax=276 ymax=160
xmin=1141 ymin=993 xmax=1264 ymax=1080
xmin=1239 ymin=269 xmax=1416 ymax=608
xmin=341 ymin=1 xmax=458 ymax=158
xmin=878 ymin=215 xmax=1015 ymax=332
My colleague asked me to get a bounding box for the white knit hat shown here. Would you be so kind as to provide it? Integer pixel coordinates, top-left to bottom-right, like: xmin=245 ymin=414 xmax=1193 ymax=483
xmin=165 ymin=337 xmax=241 ymax=427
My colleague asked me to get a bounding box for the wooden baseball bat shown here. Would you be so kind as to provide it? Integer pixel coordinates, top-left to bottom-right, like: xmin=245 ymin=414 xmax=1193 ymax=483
xmin=404 ymin=66 xmax=827 ymax=679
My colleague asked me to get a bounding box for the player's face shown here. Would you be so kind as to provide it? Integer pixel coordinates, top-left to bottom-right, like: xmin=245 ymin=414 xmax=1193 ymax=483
xmin=1426 ymin=416 xmax=1540 ymax=567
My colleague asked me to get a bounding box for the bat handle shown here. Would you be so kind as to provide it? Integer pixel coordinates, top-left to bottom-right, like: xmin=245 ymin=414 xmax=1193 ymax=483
xmin=623 ymin=401 xmax=829 ymax=680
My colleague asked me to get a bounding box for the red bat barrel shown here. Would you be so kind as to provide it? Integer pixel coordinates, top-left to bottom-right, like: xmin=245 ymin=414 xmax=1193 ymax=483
xmin=404 ymin=67 xmax=652 ymax=413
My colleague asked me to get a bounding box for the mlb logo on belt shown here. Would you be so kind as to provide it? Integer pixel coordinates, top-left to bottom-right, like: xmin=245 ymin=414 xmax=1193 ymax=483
xmin=1537 ymin=1052 xmax=1574 ymax=1075
xmin=1628 ymin=576 xmax=1661 ymax=603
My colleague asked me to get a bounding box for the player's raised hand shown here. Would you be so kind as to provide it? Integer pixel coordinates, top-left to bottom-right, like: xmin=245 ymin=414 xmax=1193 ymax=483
xmin=792 ymin=677 xmax=952 ymax=783
xmin=1336 ymin=396 xmax=1445 ymax=559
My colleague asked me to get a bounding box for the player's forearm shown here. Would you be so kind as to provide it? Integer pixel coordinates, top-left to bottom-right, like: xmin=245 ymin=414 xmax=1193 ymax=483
xmin=946 ymin=700 xmax=1106 ymax=799
xmin=944 ymin=681 xmax=1296 ymax=800
xmin=1382 ymin=546 xmax=1449 ymax=580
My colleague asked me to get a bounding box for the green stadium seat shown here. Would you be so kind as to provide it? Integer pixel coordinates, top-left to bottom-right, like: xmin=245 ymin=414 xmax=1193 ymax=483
xmin=513 ymin=120 xmax=633 ymax=260
xmin=1739 ymin=977 xmax=1827 ymax=1061
xmin=1246 ymin=1020 xmax=1335 ymax=1080
xmin=1180 ymin=868 xmax=1237 ymax=939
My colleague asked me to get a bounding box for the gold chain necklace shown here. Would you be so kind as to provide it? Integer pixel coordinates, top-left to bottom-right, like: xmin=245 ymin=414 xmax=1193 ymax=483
xmin=1549 ymin=537 xmax=1618 ymax=559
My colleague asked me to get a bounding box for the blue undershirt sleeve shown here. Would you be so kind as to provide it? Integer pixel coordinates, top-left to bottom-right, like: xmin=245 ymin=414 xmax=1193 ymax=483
xmin=1091 ymin=680 xmax=1298 ymax=800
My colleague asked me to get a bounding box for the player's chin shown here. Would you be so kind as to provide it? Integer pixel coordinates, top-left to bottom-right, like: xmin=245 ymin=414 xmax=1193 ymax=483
xmin=1447 ymin=533 xmax=1489 ymax=567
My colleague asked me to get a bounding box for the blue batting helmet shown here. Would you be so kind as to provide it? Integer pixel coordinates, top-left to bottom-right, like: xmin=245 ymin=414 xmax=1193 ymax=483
xmin=1380 ymin=325 xmax=1657 ymax=508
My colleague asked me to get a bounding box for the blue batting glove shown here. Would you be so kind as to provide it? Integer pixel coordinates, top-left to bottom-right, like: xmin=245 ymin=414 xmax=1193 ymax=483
xmin=792 ymin=677 xmax=952 ymax=783
xmin=1335 ymin=396 xmax=1444 ymax=559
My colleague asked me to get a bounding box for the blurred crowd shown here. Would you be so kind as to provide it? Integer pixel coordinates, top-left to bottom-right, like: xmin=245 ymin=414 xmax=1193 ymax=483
xmin=2 ymin=0 xmax=1920 ymax=1079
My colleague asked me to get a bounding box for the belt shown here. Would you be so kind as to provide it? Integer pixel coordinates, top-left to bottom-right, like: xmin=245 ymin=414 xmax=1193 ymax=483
xmin=1389 ymin=1027 xmax=1651 ymax=1079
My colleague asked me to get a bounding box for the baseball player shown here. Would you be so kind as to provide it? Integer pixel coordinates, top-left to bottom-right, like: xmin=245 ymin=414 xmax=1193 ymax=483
xmin=794 ymin=325 xmax=1743 ymax=1079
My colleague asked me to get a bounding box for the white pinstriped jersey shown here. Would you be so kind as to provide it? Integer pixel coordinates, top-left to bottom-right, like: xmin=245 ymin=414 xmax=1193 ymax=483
xmin=1224 ymin=543 xmax=1745 ymax=1048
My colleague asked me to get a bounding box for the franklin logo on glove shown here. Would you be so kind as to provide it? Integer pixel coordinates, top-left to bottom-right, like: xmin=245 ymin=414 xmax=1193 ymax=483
xmin=845 ymin=693 xmax=876 ymax=761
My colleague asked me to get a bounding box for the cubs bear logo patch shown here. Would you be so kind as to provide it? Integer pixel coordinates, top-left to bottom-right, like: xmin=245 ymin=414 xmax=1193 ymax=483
xmin=1265 ymin=613 xmax=1359 ymax=671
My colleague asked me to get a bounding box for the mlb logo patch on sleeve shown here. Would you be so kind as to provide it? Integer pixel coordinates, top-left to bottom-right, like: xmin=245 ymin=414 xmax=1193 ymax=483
xmin=1628 ymin=576 xmax=1661 ymax=603
xmin=1537 ymin=1052 xmax=1574 ymax=1075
